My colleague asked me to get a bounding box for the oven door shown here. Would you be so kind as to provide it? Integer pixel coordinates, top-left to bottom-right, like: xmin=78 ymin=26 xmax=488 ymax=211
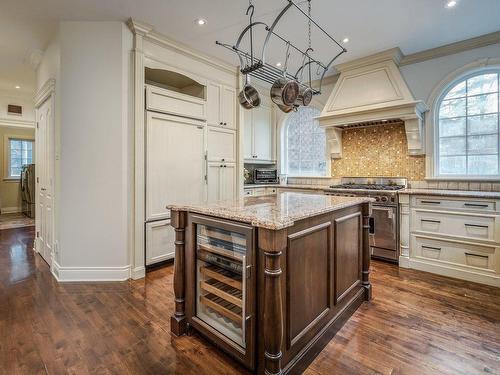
xmin=370 ymin=205 xmax=397 ymax=252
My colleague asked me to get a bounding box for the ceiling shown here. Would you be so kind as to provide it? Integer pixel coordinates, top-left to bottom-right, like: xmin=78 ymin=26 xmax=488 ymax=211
xmin=1 ymin=0 xmax=500 ymax=95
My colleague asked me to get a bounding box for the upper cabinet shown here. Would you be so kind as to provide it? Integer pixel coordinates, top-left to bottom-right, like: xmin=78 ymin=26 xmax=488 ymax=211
xmin=207 ymin=82 xmax=236 ymax=129
xmin=244 ymin=103 xmax=274 ymax=163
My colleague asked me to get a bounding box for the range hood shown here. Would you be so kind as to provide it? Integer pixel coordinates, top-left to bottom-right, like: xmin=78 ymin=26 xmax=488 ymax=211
xmin=319 ymin=48 xmax=428 ymax=158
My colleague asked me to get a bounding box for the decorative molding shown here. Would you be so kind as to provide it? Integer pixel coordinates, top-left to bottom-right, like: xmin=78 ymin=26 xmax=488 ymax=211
xmin=401 ymin=30 xmax=500 ymax=66
xmin=51 ymin=260 xmax=131 ymax=282
xmin=334 ymin=48 xmax=404 ymax=72
xmin=1 ymin=206 xmax=22 ymax=214
xmin=0 ymin=118 xmax=35 ymax=128
xmin=325 ymin=127 xmax=342 ymax=159
xmin=35 ymin=78 xmax=56 ymax=108
xmin=127 ymin=18 xmax=238 ymax=77
xmin=131 ymin=266 xmax=146 ymax=280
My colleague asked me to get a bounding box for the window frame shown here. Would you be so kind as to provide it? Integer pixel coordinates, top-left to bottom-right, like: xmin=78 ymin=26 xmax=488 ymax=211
xmin=430 ymin=64 xmax=500 ymax=181
xmin=3 ymin=135 xmax=35 ymax=181
xmin=280 ymin=106 xmax=331 ymax=178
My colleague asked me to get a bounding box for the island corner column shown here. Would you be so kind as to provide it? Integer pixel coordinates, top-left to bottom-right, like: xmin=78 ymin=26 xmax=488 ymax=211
xmin=170 ymin=209 xmax=187 ymax=336
xmin=258 ymin=227 xmax=287 ymax=375
xmin=362 ymin=202 xmax=372 ymax=301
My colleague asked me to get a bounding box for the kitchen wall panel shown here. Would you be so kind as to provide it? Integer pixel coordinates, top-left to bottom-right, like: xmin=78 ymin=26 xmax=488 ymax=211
xmin=331 ymin=123 xmax=425 ymax=181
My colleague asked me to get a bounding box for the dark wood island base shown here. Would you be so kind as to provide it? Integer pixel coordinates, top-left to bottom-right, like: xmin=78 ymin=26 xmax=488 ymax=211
xmin=168 ymin=193 xmax=373 ymax=374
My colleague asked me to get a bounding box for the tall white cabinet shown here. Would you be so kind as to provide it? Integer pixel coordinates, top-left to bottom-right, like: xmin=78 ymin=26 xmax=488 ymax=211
xmin=144 ymin=76 xmax=238 ymax=266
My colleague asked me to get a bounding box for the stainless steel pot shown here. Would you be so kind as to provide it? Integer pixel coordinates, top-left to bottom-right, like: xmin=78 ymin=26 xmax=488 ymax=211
xmin=271 ymin=77 xmax=299 ymax=108
xmin=238 ymin=75 xmax=260 ymax=109
xmin=295 ymin=85 xmax=313 ymax=107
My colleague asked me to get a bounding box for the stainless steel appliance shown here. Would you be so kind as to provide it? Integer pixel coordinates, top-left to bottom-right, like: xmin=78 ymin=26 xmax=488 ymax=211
xmin=253 ymin=168 xmax=278 ymax=184
xmin=324 ymin=177 xmax=407 ymax=263
xmin=20 ymin=164 xmax=35 ymax=218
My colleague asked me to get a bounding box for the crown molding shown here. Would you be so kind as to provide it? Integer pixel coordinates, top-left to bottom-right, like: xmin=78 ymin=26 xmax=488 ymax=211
xmin=0 ymin=118 xmax=35 ymax=129
xmin=334 ymin=48 xmax=404 ymax=72
xmin=400 ymin=30 xmax=500 ymax=66
xmin=127 ymin=18 xmax=238 ymax=77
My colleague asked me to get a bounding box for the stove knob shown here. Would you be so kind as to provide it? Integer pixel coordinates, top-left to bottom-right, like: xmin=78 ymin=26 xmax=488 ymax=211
xmin=375 ymin=196 xmax=380 ymax=202
xmin=381 ymin=196 xmax=388 ymax=202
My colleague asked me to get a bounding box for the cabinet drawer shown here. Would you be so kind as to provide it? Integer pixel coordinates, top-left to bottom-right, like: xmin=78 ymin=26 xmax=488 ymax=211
xmin=412 ymin=235 xmax=498 ymax=273
xmin=413 ymin=209 xmax=497 ymax=242
xmin=412 ymin=196 xmax=496 ymax=212
xmin=146 ymin=85 xmax=206 ymax=120
xmin=146 ymin=220 xmax=175 ymax=265
xmin=253 ymin=188 xmax=267 ymax=196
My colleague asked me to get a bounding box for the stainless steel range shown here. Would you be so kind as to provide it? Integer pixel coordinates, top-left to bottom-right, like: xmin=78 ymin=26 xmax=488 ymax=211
xmin=324 ymin=177 xmax=407 ymax=263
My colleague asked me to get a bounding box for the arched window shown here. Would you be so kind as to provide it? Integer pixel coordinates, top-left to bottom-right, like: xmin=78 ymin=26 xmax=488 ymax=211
xmin=283 ymin=107 xmax=327 ymax=176
xmin=437 ymin=71 xmax=500 ymax=177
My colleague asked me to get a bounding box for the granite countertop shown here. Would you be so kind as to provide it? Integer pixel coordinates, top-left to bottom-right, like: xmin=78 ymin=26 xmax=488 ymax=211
xmin=168 ymin=191 xmax=373 ymax=230
xmin=400 ymin=188 xmax=500 ymax=199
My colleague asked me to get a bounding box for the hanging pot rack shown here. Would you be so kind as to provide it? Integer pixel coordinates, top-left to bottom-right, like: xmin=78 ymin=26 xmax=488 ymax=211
xmin=215 ymin=0 xmax=347 ymax=96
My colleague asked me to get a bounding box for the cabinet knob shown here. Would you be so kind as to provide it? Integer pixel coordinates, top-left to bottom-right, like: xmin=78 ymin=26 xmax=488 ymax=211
xmin=223 ymin=122 xmax=227 ymax=126
xmin=219 ymin=122 xmax=223 ymax=125
xmin=221 ymin=158 xmax=225 ymax=161
xmin=220 ymin=164 xmax=223 ymax=167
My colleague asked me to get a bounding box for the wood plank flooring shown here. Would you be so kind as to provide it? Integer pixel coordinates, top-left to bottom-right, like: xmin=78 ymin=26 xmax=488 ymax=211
xmin=0 ymin=226 xmax=499 ymax=374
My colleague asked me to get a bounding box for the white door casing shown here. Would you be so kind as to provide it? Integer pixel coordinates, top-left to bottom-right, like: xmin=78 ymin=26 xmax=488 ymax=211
xmin=34 ymin=82 xmax=55 ymax=266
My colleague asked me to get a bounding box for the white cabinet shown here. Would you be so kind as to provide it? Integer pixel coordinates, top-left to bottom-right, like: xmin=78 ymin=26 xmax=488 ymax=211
xmin=243 ymin=186 xmax=278 ymax=197
xmin=244 ymin=104 xmax=274 ymax=162
xmin=146 ymin=220 xmax=175 ymax=265
xmin=207 ymin=127 xmax=236 ymax=163
xmin=146 ymin=85 xmax=206 ymax=120
xmin=146 ymin=112 xmax=206 ymax=221
xmin=208 ymin=162 xmax=236 ymax=202
xmin=207 ymin=82 xmax=236 ymax=129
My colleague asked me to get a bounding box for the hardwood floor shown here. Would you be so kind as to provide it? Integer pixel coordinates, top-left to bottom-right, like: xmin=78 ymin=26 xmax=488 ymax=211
xmin=1 ymin=227 xmax=499 ymax=374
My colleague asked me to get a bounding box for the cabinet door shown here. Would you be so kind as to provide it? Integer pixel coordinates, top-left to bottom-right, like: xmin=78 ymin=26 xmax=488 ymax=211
xmin=207 ymin=82 xmax=222 ymax=126
xmin=145 ymin=219 xmax=175 ymax=265
xmin=146 ymin=112 xmax=205 ymax=221
xmin=222 ymin=86 xmax=237 ymax=129
xmin=207 ymin=162 xmax=222 ymax=202
xmin=207 ymin=127 xmax=237 ymax=163
xmin=221 ymin=163 xmax=236 ymax=201
xmin=253 ymin=104 xmax=273 ymax=161
xmin=243 ymin=111 xmax=253 ymax=160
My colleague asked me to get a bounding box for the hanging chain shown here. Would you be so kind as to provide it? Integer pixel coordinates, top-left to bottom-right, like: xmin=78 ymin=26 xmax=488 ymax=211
xmin=308 ymin=0 xmax=312 ymax=49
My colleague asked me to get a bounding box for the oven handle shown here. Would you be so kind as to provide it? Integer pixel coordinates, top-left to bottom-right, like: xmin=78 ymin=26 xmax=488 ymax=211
xmin=369 ymin=217 xmax=375 ymax=234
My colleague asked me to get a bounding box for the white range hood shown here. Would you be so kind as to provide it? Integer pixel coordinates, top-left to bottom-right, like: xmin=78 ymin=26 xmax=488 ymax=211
xmin=319 ymin=48 xmax=428 ymax=158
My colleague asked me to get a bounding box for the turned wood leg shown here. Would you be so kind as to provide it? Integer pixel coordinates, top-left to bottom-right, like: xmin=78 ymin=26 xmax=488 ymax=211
xmin=171 ymin=210 xmax=187 ymax=336
xmin=259 ymin=228 xmax=287 ymax=375
xmin=362 ymin=203 xmax=372 ymax=301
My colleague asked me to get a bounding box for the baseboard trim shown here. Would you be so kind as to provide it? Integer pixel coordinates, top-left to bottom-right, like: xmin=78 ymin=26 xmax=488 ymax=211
xmin=399 ymin=256 xmax=410 ymax=268
xmin=1 ymin=206 xmax=22 ymax=214
xmin=131 ymin=266 xmax=146 ymax=280
xmin=51 ymin=261 xmax=131 ymax=282
xmin=408 ymin=258 xmax=500 ymax=287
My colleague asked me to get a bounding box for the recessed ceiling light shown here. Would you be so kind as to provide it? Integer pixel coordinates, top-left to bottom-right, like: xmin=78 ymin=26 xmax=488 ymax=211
xmin=15 ymin=85 xmax=20 ymax=89
xmin=446 ymin=1 xmax=457 ymax=8
xmin=342 ymin=37 xmax=349 ymax=44
xmin=276 ymin=62 xmax=282 ymax=67
xmin=195 ymin=18 xmax=207 ymax=26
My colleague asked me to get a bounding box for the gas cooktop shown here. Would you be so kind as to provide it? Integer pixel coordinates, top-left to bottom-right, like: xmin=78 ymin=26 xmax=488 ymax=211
xmin=329 ymin=177 xmax=407 ymax=192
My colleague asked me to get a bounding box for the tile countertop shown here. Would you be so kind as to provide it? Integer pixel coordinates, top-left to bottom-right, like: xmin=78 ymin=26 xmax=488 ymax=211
xmin=168 ymin=191 xmax=374 ymax=230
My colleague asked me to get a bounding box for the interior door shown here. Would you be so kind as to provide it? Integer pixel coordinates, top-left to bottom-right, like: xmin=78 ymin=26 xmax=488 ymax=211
xmin=253 ymin=104 xmax=272 ymax=161
xmin=35 ymin=96 xmax=53 ymax=265
xmin=146 ymin=112 xmax=205 ymax=221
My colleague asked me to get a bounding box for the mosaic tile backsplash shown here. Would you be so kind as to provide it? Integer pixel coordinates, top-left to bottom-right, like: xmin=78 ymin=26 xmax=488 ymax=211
xmin=331 ymin=123 xmax=425 ymax=181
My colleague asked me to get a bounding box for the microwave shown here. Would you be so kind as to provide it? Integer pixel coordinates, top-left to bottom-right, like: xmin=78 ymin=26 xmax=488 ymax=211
xmin=254 ymin=168 xmax=278 ymax=184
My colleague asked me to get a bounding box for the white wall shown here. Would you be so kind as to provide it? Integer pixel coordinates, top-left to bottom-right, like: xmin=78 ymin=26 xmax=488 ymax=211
xmin=57 ymin=22 xmax=132 ymax=276
xmin=400 ymin=43 xmax=500 ymax=104
xmin=0 ymin=90 xmax=35 ymax=125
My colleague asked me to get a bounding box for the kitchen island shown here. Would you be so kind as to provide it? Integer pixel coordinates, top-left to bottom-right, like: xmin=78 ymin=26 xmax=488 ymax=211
xmin=168 ymin=192 xmax=373 ymax=374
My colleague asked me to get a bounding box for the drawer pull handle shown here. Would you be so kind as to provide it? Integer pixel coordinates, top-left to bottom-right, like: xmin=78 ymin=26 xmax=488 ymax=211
xmin=421 ymin=200 xmax=441 ymax=204
xmin=464 ymin=203 xmax=489 ymax=208
xmin=464 ymin=223 xmax=488 ymax=229
xmin=465 ymin=252 xmax=488 ymax=259
xmin=421 ymin=219 xmax=441 ymax=224
xmin=422 ymin=245 xmax=441 ymax=251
